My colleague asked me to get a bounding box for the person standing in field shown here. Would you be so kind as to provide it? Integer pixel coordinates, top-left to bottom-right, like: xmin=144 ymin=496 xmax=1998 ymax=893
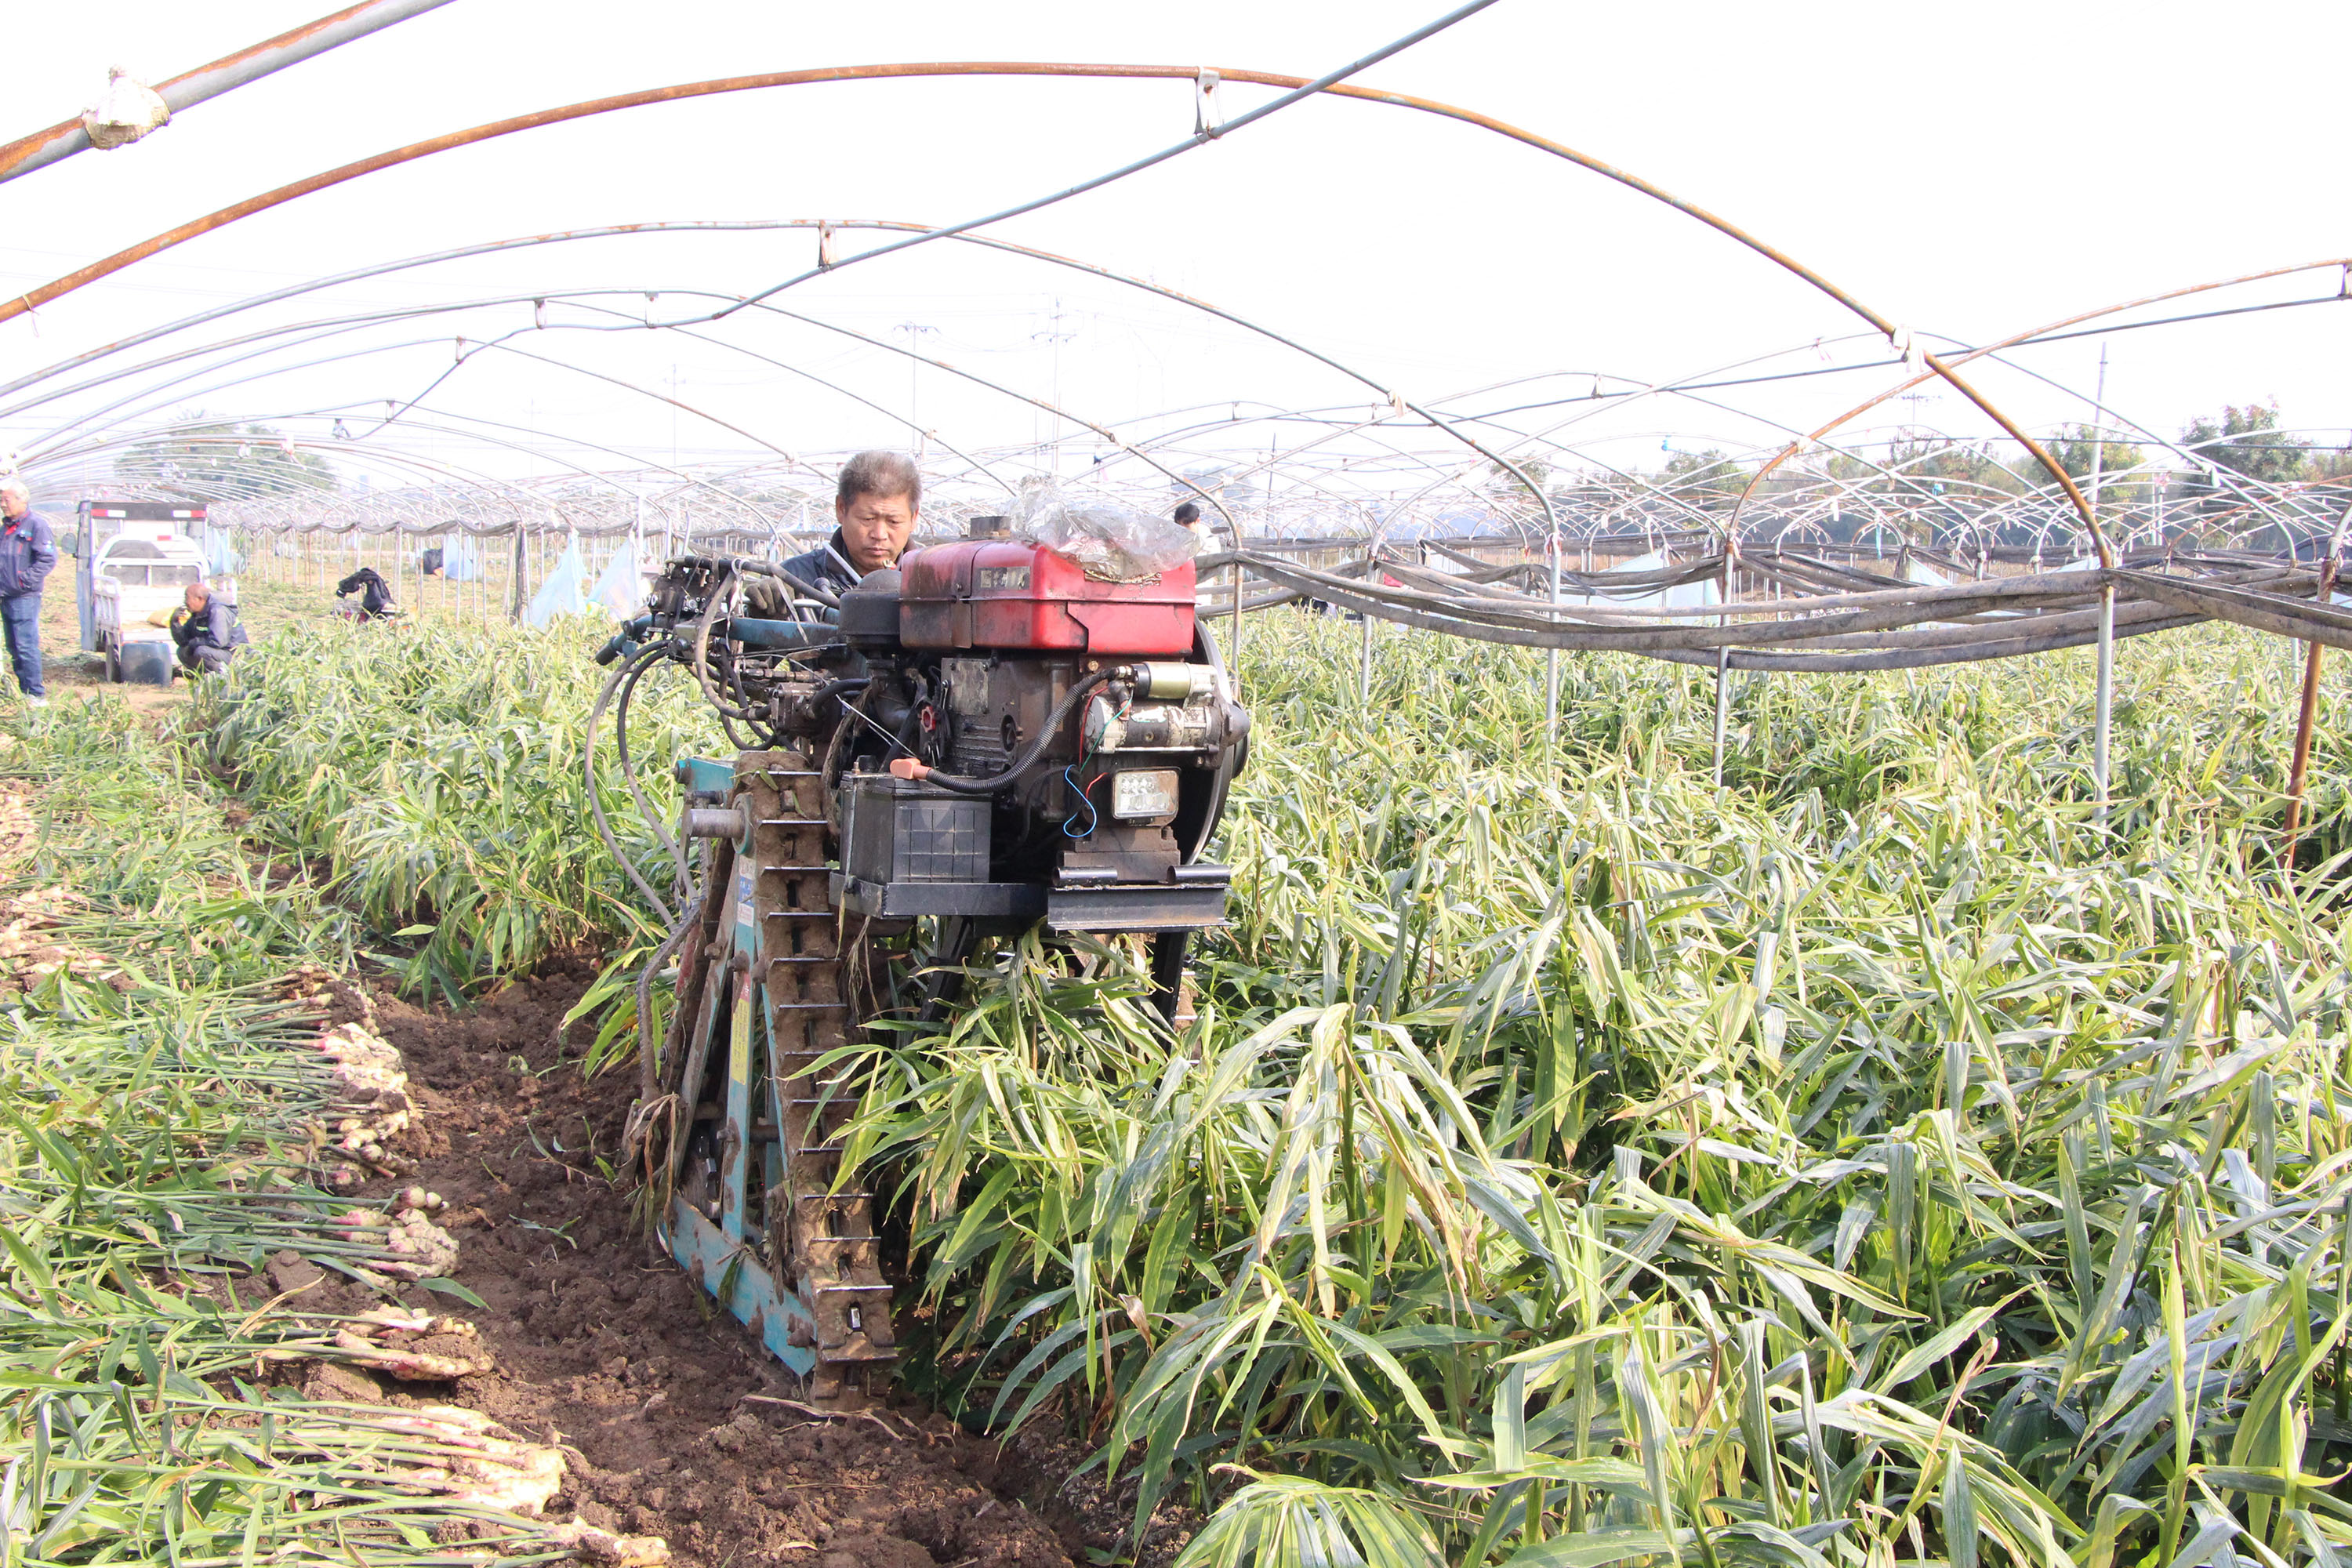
xmin=0 ymin=479 xmax=56 ymax=709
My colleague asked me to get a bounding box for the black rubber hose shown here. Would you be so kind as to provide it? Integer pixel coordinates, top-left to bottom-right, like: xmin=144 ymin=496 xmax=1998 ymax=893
xmin=611 ymin=644 xmax=689 ymax=893
xmin=637 ymin=883 xmax=703 ymax=1111
xmin=728 ymin=554 xmax=839 ymax=609
xmin=810 ymin=675 xmax=869 ymax=704
xmin=909 ymin=666 xmax=1125 ymax=795
xmin=584 ymin=642 xmax=678 ymax=927
xmin=689 ymin=570 xmax=759 ymax=723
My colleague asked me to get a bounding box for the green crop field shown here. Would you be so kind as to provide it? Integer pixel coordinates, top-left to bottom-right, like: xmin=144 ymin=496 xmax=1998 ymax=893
xmin=0 ymin=703 xmax=624 ymax=1563
xmin=9 ymin=609 xmax=2352 ymax=1568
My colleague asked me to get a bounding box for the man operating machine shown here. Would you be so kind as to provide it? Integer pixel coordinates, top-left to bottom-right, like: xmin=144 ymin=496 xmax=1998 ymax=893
xmin=797 ymin=449 xmax=920 ymax=589
xmin=589 ymin=452 xmax=1247 ymax=1403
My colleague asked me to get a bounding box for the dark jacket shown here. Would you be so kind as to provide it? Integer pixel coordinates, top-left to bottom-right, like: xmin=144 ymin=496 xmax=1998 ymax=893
xmin=0 ymin=510 xmax=57 ymax=599
xmin=782 ymin=530 xmax=863 ymax=597
xmin=337 ymin=567 xmax=394 ymax=616
xmin=172 ymin=595 xmax=249 ymax=654
xmin=746 ymin=530 xmax=867 ymax=619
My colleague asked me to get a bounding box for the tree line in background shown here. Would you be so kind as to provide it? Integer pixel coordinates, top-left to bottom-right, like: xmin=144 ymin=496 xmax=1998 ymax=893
xmin=113 ymin=416 xmax=336 ymax=500
xmin=1486 ymin=401 xmax=2351 ymax=521
xmin=87 ymin=404 xmax=2352 ymax=554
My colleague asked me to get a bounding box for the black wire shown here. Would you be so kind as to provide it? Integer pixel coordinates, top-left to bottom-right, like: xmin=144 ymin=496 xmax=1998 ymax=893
xmin=612 ymin=640 xmax=688 ymax=891
xmin=913 ymin=667 xmax=1124 ymax=796
xmin=585 ymin=641 xmax=677 ymax=926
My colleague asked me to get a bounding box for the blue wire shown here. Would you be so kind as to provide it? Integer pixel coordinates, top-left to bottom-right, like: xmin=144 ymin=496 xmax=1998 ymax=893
xmin=1061 ymin=766 xmax=1098 ymax=838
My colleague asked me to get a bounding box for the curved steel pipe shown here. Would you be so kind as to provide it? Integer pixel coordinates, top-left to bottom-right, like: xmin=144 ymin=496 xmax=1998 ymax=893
xmin=0 ymin=52 xmax=2096 ymax=540
xmin=0 ymin=0 xmax=456 ymax=185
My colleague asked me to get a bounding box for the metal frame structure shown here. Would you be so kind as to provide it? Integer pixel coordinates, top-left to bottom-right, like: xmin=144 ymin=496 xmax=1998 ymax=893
xmin=2 ymin=9 xmax=2347 ymax=829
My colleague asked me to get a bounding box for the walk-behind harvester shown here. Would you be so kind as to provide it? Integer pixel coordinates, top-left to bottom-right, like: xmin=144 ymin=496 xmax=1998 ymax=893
xmin=590 ymin=520 xmax=1248 ymax=1403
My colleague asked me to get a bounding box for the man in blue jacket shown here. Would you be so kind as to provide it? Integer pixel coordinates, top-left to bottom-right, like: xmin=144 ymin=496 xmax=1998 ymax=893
xmin=0 ymin=480 xmax=56 ymax=709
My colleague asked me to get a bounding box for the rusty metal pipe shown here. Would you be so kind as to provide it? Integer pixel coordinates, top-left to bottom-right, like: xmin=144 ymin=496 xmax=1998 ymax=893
xmin=2281 ymin=498 xmax=2352 ymax=868
xmin=0 ymin=0 xmax=456 ymax=186
xmin=0 ymin=61 xmax=1429 ymax=326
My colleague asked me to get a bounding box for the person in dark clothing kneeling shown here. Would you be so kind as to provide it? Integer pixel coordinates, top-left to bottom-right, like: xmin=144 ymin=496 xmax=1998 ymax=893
xmin=336 ymin=566 xmax=397 ymax=620
xmin=171 ymin=582 xmax=249 ymax=674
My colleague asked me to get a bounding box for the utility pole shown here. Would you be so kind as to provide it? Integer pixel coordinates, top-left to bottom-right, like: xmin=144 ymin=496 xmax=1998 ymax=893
xmin=2089 ymin=342 xmax=2114 ymax=825
xmin=1032 ymin=299 xmax=1077 ymax=477
xmin=893 ymin=324 xmax=940 ymax=456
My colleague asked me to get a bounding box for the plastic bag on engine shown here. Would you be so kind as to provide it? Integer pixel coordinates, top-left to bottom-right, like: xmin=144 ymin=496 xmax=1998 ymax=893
xmin=1008 ymin=478 xmax=1201 ymax=583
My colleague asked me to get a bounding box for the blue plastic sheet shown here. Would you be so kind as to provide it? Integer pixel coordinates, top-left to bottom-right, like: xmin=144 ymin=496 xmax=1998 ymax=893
xmin=590 ymin=539 xmax=642 ymax=618
xmin=525 ymin=539 xmax=589 ymax=626
xmin=203 ymin=529 xmax=243 ymax=576
xmin=440 ymin=536 xmax=481 ymax=583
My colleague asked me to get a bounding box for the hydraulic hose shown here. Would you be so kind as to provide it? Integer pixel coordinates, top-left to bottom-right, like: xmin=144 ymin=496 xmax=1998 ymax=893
xmin=716 ymin=552 xmax=840 ymax=609
xmin=805 ymin=675 xmax=869 ymax=708
xmin=688 ymin=556 xmax=848 ymax=725
xmin=888 ymin=666 xmax=1125 ymax=795
xmin=637 ymin=883 xmax=702 ymax=1111
xmin=688 ymin=568 xmax=757 ymax=723
xmin=612 ymin=644 xmax=692 ymax=892
xmin=584 ymin=641 xmax=678 ymax=927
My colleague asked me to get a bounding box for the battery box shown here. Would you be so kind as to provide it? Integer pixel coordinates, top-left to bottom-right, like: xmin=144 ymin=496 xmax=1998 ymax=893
xmin=840 ymin=775 xmax=990 ymax=885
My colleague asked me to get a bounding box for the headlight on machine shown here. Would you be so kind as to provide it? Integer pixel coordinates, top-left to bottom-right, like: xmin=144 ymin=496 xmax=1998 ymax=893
xmin=1111 ymin=768 xmax=1180 ymax=821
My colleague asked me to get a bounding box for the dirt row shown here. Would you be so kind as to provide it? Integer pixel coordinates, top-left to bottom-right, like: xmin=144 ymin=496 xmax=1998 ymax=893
xmin=303 ymin=963 xmax=1142 ymax=1568
xmin=38 ymin=643 xmax=1192 ymax=1567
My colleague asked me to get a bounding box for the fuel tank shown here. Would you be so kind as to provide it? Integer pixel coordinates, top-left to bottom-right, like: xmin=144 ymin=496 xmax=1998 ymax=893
xmin=897 ymin=540 xmax=1196 ymax=655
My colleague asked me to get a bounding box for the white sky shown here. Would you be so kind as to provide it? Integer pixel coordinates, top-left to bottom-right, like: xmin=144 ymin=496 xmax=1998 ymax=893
xmin=2 ymin=0 xmax=2347 ymax=499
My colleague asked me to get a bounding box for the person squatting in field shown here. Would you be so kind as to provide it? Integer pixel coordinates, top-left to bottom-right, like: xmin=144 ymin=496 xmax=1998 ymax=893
xmin=0 ymin=479 xmax=57 ymax=707
xmin=172 ymin=581 xmax=249 ymax=674
xmin=336 ymin=566 xmax=397 ymax=620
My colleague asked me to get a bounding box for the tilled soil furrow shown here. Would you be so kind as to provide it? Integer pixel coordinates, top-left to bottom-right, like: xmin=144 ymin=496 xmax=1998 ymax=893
xmin=312 ymin=964 xmax=1093 ymax=1568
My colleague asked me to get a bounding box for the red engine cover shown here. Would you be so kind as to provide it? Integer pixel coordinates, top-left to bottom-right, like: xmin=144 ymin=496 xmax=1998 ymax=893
xmin=898 ymin=541 xmax=1196 ymax=655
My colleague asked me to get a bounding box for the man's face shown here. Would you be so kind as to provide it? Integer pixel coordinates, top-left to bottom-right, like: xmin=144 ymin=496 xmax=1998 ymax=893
xmin=1 ymin=492 xmax=26 ymax=522
xmin=836 ymin=489 xmax=917 ymax=575
xmin=184 ymin=585 xmax=207 ymax=612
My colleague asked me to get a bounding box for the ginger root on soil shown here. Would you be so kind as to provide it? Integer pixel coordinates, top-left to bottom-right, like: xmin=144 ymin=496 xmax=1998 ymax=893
xmin=365 ymin=1406 xmax=566 ymax=1516
xmin=544 ymin=1517 xmax=673 ymax=1566
xmin=329 ymin=1308 xmax=492 ymax=1381
xmin=0 ymin=884 xmax=130 ymax=994
xmin=331 ymin=1203 xmax=461 ymax=1283
xmin=0 ymin=779 xmax=32 ymax=870
xmin=314 ymin=1021 xmax=418 ymax=1181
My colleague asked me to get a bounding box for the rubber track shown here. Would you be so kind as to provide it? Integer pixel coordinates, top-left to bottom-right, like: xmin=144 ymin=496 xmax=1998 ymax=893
xmin=735 ymin=749 xmax=898 ymax=1400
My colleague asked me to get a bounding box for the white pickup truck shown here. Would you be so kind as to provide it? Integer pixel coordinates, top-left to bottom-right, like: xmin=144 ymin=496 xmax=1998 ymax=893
xmin=90 ymin=533 xmax=208 ymax=684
